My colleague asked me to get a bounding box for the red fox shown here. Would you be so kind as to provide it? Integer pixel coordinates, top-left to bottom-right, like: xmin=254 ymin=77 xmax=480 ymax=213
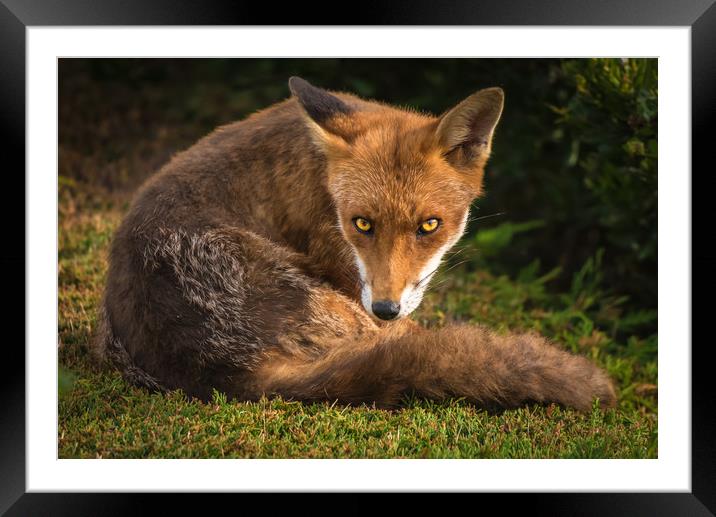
xmin=95 ymin=76 xmax=616 ymax=411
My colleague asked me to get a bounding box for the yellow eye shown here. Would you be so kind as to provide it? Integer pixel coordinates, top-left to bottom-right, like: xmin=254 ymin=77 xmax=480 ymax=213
xmin=419 ymin=218 xmax=440 ymax=235
xmin=353 ymin=217 xmax=373 ymax=234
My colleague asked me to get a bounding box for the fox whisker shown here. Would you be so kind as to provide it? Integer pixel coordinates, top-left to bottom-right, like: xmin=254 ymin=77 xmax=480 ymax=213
xmin=415 ymin=266 xmax=440 ymax=288
xmin=440 ymin=258 xmax=472 ymax=275
xmin=467 ymin=211 xmax=507 ymax=224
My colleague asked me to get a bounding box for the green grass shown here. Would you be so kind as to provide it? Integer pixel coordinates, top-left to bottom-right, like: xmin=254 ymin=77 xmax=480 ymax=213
xmin=58 ymin=187 xmax=657 ymax=459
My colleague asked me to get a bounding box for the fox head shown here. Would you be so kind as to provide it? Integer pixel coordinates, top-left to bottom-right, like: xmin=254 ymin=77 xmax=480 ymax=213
xmin=289 ymin=76 xmax=504 ymax=321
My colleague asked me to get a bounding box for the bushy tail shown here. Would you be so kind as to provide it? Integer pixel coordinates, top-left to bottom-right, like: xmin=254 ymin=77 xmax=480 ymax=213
xmin=258 ymin=324 xmax=616 ymax=411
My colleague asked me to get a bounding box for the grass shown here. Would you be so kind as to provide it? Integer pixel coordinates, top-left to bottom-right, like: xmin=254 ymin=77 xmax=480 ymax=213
xmin=58 ymin=185 xmax=658 ymax=459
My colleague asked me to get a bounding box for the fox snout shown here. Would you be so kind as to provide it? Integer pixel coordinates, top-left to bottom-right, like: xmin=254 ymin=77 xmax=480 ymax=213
xmin=354 ymin=245 xmax=448 ymax=321
xmin=362 ymin=269 xmax=416 ymax=321
xmin=371 ymin=300 xmax=401 ymax=321
xmin=360 ymin=275 xmax=425 ymax=321
xmin=359 ymin=279 xmax=408 ymax=321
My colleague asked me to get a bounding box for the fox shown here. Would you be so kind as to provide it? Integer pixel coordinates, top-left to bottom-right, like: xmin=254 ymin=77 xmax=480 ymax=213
xmin=94 ymin=76 xmax=617 ymax=411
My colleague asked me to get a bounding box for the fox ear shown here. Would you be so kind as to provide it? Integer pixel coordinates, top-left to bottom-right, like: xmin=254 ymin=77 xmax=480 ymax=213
xmin=436 ymin=87 xmax=504 ymax=169
xmin=289 ymin=76 xmax=353 ymax=158
xmin=289 ymin=76 xmax=353 ymax=126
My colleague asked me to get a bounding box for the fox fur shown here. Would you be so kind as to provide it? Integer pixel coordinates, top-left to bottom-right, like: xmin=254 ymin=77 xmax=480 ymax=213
xmin=95 ymin=77 xmax=616 ymax=411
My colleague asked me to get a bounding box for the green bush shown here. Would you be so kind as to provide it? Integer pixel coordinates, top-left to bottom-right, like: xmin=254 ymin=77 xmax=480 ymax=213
xmin=468 ymin=58 xmax=657 ymax=333
xmin=559 ymin=58 xmax=657 ymax=311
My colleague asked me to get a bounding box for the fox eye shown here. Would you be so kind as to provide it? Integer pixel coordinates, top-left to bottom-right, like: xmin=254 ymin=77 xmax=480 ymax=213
xmin=417 ymin=218 xmax=440 ymax=235
xmin=353 ymin=217 xmax=373 ymax=235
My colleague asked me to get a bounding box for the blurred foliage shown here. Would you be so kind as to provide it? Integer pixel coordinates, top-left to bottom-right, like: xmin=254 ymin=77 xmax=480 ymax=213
xmin=59 ymin=58 xmax=657 ymax=336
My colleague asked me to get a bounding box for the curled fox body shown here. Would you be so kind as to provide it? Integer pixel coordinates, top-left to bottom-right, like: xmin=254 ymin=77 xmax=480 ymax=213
xmin=96 ymin=77 xmax=616 ymax=411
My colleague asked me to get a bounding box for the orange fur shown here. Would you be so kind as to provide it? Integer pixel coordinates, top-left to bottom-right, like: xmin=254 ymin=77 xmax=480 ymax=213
xmin=96 ymin=77 xmax=616 ymax=411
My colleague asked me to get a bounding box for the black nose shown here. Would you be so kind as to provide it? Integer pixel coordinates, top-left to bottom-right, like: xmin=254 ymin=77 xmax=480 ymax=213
xmin=371 ymin=300 xmax=400 ymax=320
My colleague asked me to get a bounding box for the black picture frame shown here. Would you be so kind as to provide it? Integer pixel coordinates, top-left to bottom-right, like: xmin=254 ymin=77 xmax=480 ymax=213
xmin=3 ymin=0 xmax=714 ymax=514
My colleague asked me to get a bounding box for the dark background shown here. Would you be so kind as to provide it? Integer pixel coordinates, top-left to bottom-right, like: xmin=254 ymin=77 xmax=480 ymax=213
xmin=58 ymin=58 xmax=657 ymax=337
